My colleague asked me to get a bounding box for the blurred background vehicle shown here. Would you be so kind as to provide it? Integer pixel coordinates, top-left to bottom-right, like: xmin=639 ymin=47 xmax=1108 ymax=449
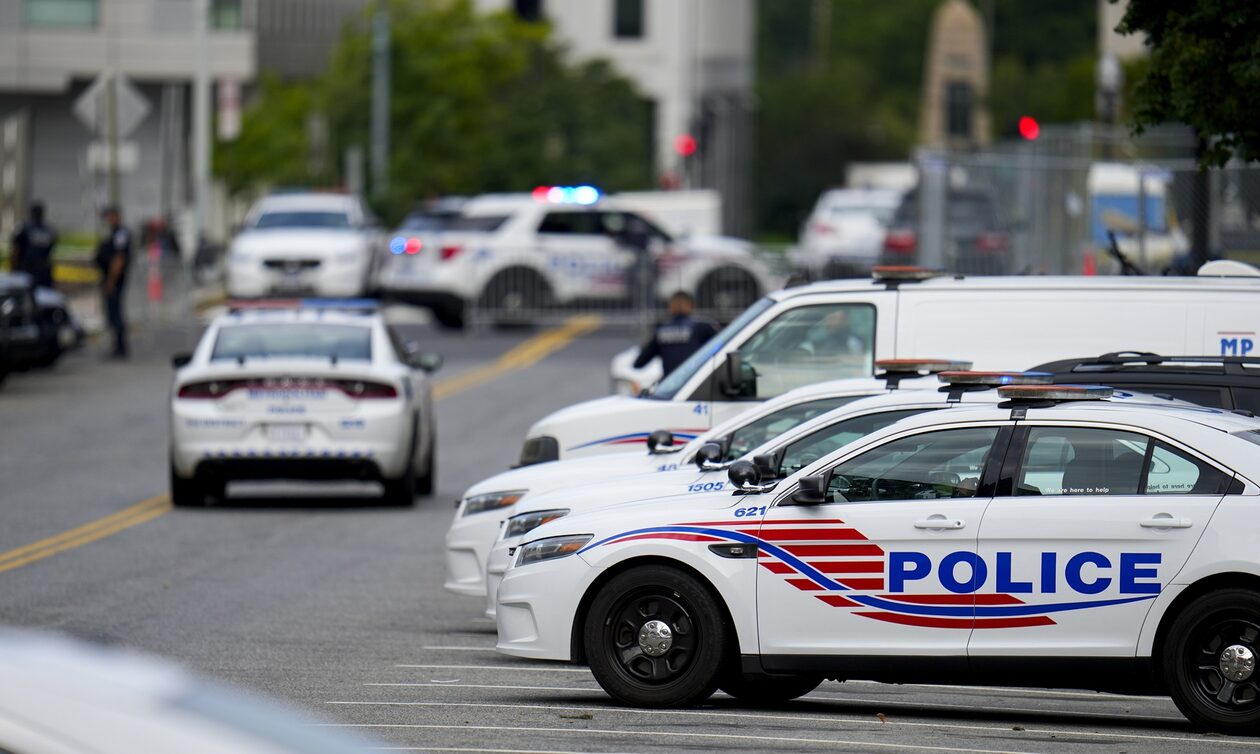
xmin=791 ymin=188 xmax=902 ymax=279
xmin=880 ymin=186 xmax=1011 ymax=274
xmin=0 ymin=629 xmax=376 ymax=753
xmin=0 ymin=272 xmax=83 ymax=377
xmin=225 ymin=192 xmax=383 ymax=299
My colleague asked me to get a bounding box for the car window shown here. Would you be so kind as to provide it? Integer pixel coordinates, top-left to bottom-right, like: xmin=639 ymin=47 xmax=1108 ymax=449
xmin=780 ymin=408 xmax=935 ymax=477
xmin=1017 ymin=427 xmax=1148 ymax=496
xmin=822 ymin=426 xmax=998 ymax=503
xmin=211 ymin=324 xmax=372 ymax=362
xmin=1145 ymin=441 xmax=1229 ymax=494
xmin=723 ymin=396 xmax=859 ymax=461
xmin=736 ymin=304 xmax=875 ymax=398
xmin=538 ymin=211 xmax=602 ymax=235
xmin=447 ymin=214 xmax=510 ymax=232
xmin=253 ymin=211 xmax=351 ymax=230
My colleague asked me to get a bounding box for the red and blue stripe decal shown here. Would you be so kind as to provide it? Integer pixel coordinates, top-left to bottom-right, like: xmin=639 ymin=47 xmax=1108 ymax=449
xmin=581 ymin=519 xmax=1156 ymax=629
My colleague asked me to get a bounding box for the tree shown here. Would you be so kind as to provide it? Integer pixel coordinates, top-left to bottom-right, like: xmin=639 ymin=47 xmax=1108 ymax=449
xmin=1115 ymin=0 xmax=1260 ymax=166
xmin=216 ymin=76 xmax=324 ymax=196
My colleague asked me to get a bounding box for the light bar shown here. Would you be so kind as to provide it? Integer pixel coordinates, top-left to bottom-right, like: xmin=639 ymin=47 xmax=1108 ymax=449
xmin=876 ymin=358 xmax=973 ymax=374
xmin=389 ymin=236 xmax=423 ymax=255
xmin=531 ymin=185 xmax=601 ymax=206
xmin=872 ymin=266 xmax=940 ymax=282
xmin=226 ymin=298 xmax=378 ymax=313
xmin=939 ymin=370 xmax=1054 ymax=386
xmin=997 ymin=384 xmax=1114 ymax=401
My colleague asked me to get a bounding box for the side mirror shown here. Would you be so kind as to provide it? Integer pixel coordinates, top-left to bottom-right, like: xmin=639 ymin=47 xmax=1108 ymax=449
xmin=727 ymin=459 xmax=762 ymax=491
xmin=410 ymin=350 xmax=443 ymax=373
xmin=171 ymin=352 xmax=192 ymax=369
xmin=719 ymin=353 xmax=756 ymax=399
xmin=693 ymin=442 xmax=725 ymax=471
xmin=646 ymin=429 xmax=675 ymax=454
xmin=753 ymin=452 xmax=779 ymax=481
xmin=789 ymin=474 xmax=828 ymax=506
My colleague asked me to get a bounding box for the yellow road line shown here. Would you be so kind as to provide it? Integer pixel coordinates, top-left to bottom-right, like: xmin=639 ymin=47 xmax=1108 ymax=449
xmin=52 ymin=263 xmax=99 ymax=285
xmin=0 ymin=314 xmax=601 ymax=574
xmin=432 ymin=314 xmax=603 ymax=401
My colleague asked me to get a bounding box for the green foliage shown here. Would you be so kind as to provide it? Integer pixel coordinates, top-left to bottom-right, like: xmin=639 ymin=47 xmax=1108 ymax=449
xmin=1115 ymin=0 xmax=1260 ymax=166
xmin=216 ymin=76 xmax=321 ymax=195
xmin=217 ymin=0 xmax=651 ymax=221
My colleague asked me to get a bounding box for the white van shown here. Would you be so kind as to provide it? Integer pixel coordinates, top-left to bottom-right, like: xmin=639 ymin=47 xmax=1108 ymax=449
xmin=519 ymin=265 xmax=1260 ymax=465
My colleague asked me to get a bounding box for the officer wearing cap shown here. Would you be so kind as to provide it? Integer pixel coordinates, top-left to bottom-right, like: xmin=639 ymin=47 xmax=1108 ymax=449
xmin=94 ymin=206 xmax=132 ymax=358
xmin=10 ymin=201 xmax=57 ymax=288
xmin=633 ymin=291 xmax=719 ymax=377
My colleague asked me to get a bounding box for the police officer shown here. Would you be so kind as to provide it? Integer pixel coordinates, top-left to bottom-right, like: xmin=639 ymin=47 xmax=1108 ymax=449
xmin=10 ymin=201 xmax=57 ymax=288
xmin=633 ymin=291 xmax=718 ymax=377
xmin=94 ymin=206 xmax=131 ymax=359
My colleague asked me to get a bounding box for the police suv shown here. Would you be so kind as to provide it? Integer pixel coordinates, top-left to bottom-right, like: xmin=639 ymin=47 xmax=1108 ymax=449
xmin=497 ymin=385 xmax=1260 ymax=733
xmin=532 ymin=263 xmax=1260 ymax=466
xmin=377 ymin=188 xmax=779 ymax=328
xmin=446 ymin=362 xmax=954 ymax=598
xmin=169 ymin=301 xmax=442 ymax=506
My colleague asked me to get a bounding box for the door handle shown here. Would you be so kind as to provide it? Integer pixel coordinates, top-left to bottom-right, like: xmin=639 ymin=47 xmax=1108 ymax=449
xmin=1140 ymin=516 xmax=1193 ymax=529
xmin=914 ymin=517 xmax=965 ymax=530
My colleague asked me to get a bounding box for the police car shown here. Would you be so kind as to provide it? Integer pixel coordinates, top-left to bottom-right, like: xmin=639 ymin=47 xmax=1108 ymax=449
xmin=444 ymin=361 xmax=957 ymax=597
xmin=497 ymin=385 xmax=1260 ymax=733
xmin=168 ymin=301 xmax=442 ymax=506
xmin=542 ymin=264 xmax=1260 ymax=465
xmin=225 ymin=192 xmax=383 ymax=299
xmin=484 ymin=371 xmax=1190 ymax=618
xmin=377 ymin=188 xmax=779 ymax=328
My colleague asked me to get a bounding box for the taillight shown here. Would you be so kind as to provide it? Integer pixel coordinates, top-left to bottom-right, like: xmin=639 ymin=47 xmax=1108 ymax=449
xmin=177 ymin=380 xmax=244 ymax=399
xmin=176 ymin=377 xmax=396 ymax=399
xmin=883 ymin=229 xmax=917 ymax=254
xmin=811 ymin=221 xmax=836 ymax=236
xmin=335 ymin=379 xmax=397 ymax=399
xmin=975 ymin=232 xmax=1008 ymax=252
xmin=440 ymin=244 xmax=463 ymax=261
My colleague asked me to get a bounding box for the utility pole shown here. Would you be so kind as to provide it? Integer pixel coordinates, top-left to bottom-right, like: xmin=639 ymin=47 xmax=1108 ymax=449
xmin=191 ymin=0 xmax=212 ymax=261
xmin=370 ymin=0 xmax=391 ymax=201
xmin=106 ymin=73 xmax=120 ymax=208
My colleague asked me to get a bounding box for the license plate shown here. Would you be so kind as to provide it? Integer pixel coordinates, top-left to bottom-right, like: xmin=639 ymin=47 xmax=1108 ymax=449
xmin=266 ymin=424 xmax=307 ymax=443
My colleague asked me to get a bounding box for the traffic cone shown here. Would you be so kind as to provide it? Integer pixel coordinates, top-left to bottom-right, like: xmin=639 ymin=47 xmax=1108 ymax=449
xmin=1082 ymin=250 xmax=1097 ymax=276
xmin=148 ymin=242 xmax=163 ymax=301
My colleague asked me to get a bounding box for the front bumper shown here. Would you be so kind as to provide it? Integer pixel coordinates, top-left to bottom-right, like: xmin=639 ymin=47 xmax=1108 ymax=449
xmin=443 ymin=511 xmax=510 ymax=597
xmin=484 ymin=536 xmax=519 ymax=619
xmin=227 ymin=258 xmax=368 ymax=298
xmin=495 ymin=552 xmax=594 ymax=662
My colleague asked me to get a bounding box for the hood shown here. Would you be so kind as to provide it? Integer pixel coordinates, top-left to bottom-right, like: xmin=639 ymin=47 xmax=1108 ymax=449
xmin=461 ymin=451 xmax=662 ymax=500
xmin=679 ymin=234 xmax=759 ymax=258
xmin=510 ymin=468 xmax=714 ymax=519
xmin=526 ymin=486 xmax=743 ymax=542
xmin=232 ymin=229 xmax=366 ymax=258
xmin=528 ymin=394 xmax=646 ymax=432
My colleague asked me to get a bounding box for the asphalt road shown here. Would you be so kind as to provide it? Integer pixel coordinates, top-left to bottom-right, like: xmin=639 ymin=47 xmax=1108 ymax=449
xmin=1 ymin=306 xmax=1258 ymax=753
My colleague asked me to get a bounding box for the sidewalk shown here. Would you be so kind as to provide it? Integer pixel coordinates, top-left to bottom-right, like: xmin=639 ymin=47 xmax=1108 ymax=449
xmin=64 ymin=255 xmax=223 ymax=336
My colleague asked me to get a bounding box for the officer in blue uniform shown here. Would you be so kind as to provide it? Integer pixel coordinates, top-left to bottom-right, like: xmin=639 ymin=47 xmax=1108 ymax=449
xmin=9 ymin=202 xmax=57 ymax=288
xmin=94 ymin=206 xmax=132 ymax=359
xmin=633 ymin=291 xmax=718 ymax=377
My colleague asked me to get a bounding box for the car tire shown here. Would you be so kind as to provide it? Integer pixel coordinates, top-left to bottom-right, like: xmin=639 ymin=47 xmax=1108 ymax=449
xmin=416 ymin=435 xmax=435 ymax=497
xmin=696 ymin=268 xmax=759 ymax=318
xmin=382 ymin=454 xmax=417 ymax=507
xmin=1164 ymin=588 xmax=1260 ymax=734
xmin=170 ymin=463 xmax=207 ymax=507
xmin=584 ymin=565 xmax=730 ymax=707
xmin=431 ymin=303 xmax=465 ymax=330
xmin=718 ymin=672 xmax=823 ymax=704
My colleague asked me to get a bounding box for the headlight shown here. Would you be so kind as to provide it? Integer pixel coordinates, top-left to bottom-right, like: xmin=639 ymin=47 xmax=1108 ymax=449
xmin=505 ymin=509 xmax=569 ymax=538
xmin=516 ymin=534 xmax=592 ymax=567
xmin=462 ymin=490 xmax=527 ymax=516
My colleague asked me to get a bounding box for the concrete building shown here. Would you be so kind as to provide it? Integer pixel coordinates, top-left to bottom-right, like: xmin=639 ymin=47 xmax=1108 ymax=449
xmin=475 ymin=0 xmax=756 ymax=235
xmin=0 ymin=0 xmax=256 ymax=236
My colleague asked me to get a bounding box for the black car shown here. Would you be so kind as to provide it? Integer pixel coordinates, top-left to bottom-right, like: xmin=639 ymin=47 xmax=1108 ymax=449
xmin=1032 ymin=352 xmax=1260 ymax=413
xmin=881 ymin=187 xmax=1010 ymax=275
xmin=0 ymin=273 xmax=83 ymax=385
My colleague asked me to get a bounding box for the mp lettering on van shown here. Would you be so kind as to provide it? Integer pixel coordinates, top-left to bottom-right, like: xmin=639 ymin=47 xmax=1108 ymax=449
xmin=1219 ymin=331 xmax=1256 ymax=356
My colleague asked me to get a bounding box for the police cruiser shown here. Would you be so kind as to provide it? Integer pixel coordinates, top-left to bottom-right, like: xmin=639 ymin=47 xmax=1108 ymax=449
xmin=531 ymin=263 xmax=1260 ymax=465
xmin=444 ymin=360 xmax=958 ymax=597
xmin=377 ymin=188 xmax=779 ymax=328
xmin=169 ymin=300 xmax=442 ymax=506
xmin=484 ymin=372 xmax=1188 ymax=618
xmin=498 ymin=385 xmax=1260 ymax=733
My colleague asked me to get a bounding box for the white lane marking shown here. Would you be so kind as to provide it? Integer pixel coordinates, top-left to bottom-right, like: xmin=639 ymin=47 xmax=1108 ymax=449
xmin=326 ymin=700 xmax=1238 ymax=748
xmin=846 ymin=679 xmax=1167 ymax=702
xmin=421 ymin=646 xmax=498 ymax=652
xmin=365 ymin=683 xmax=601 ymax=692
xmin=355 ymin=681 xmax=1183 ymax=723
xmin=396 ymin=664 xmax=591 ymax=674
xmin=318 ymin=722 xmax=1036 ymax=754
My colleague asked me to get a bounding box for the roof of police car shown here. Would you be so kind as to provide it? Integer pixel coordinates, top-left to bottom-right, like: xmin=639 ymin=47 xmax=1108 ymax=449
xmin=211 ymin=306 xmax=382 ymax=329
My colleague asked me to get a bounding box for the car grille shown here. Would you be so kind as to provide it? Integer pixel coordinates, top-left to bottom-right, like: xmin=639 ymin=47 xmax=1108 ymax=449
xmin=262 ymin=259 xmax=322 ymax=272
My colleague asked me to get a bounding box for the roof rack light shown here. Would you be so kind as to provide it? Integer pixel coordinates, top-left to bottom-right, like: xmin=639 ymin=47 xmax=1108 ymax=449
xmin=877 ymin=358 xmax=973 ymax=375
xmin=872 ymin=266 xmax=940 ymax=282
xmin=939 ymin=370 xmax=1054 ymax=387
xmin=997 ymin=384 xmax=1114 ymax=402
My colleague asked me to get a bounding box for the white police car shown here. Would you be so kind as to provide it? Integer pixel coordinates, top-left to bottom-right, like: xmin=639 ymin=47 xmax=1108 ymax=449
xmin=226 ymin=192 xmax=383 ymax=299
xmin=169 ymin=301 xmax=441 ymax=506
xmin=483 ymin=372 xmax=1189 ymax=618
xmin=443 ymin=361 xmax=959 ymax=597
xmin=377 ymin=188 xmax=779 ymax=328
xmin=497 ymin=385 xmax=1260 ymax=733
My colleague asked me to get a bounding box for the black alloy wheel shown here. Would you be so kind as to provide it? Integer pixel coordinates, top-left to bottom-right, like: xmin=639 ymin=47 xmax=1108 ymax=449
xmin=1166 ymin=589 xmax=1260 ymax=733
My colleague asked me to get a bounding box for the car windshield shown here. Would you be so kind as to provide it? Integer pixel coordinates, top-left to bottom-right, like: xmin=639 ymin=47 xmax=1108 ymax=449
xmin=253 ymin=211 xmax=352 ymax=230
xmin=649 ymin=297 xmax=775 ymax=401
xmin=211 ymin=324 xmax=372 ymax=362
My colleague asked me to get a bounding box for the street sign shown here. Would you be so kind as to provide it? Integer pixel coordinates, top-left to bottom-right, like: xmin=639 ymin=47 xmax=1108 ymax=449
xmin=73 ymin=73 xmax=151 ymax=138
